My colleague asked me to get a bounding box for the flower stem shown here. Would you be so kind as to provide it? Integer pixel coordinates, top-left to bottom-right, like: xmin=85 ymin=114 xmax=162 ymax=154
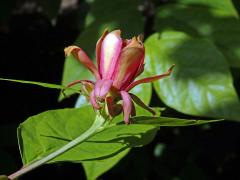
xmin=8 ymin=115 xmax=105 ymax=180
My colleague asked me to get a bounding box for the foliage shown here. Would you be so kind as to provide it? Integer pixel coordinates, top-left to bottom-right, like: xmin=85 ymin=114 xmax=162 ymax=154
xmin=0 ymin=0 xmax=240 ymax=179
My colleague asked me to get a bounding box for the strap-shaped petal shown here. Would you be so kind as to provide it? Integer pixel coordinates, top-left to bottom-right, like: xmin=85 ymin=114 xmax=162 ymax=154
xmin=112 ymin=37 xmax=145 ymax=90
xmin=120 ymin=91 xmax=133 ymax=124
xmin=65 ymin=46 xmax=100 ymax=80
xmin=94 ymin=79 xmax=113 ymax=101
xmin=112 ymin=47 xmax=144 ymax=90
xmin=130 ymin=93 xmax=156 ymax=115
xmin=125 ymin=64 xmax=175 ymax=91
xmin=62 ymin=79 xmax=94 ymax=96
xmin=96 ymin=29 xmax=109 ymax=78
xmin=100 ymin=30 xmax=123 ymax=79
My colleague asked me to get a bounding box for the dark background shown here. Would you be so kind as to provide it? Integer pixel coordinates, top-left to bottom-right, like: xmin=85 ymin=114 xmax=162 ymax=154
xmin=0 ymin=0 xmax=240 ymax=179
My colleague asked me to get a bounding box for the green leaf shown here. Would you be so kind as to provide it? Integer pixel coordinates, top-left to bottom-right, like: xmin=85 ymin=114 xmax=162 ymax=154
xmin=131 ymin=116 xmax=222 ymax=126
xmin=82 ymin=148 xmax=130 ymax=180
xmin=0 ymin=78 xmax=62 ymax=89
xmin=0 ymin=78 xmax=80 ymax=94
xmin=155 ymin=2 xmax=240 ymax=67
xmin=18 ymin=106 xmax=158 ymax=165
xmin=18 ymin=105 xmax=220 ymax=176
xmin=145 ymin=31 xmax=240 ymax=121
xmin=175 ymin=0 xmax=238 ymax=14
xmin=61 ymin=0 xmax=144 ymax=99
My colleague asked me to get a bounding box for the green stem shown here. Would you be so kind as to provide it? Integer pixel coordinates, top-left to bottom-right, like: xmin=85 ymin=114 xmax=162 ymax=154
xmin=8 ymin=115 xmax=105 ymax=180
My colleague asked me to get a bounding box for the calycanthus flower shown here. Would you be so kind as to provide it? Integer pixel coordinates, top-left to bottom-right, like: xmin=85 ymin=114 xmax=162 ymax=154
xmin=64 ymin=29 xmax=175 ymax=124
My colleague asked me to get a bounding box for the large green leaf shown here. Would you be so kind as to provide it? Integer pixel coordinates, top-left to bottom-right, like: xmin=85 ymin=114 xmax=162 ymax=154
xmin=82 ymin=148 xmax=130 ymax=180
xmin=18 ymin=106 xmax=158 ymax=165
xmin=155 ymin=2 xmax=240 ymax=67
xmin=61 ymin=0 xmax=145 ymax=99
xmin=145 ymin=31 xmax=240 ymax=121
xmin=18 ymin=105 xmax=221 ymax=166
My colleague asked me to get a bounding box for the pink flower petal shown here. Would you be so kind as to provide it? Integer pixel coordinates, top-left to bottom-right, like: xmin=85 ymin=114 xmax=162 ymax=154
xmin=96 ymin=29 xmax=109 ymax=78
xmin=120 ymin=91 xmax=133 ymax=124
xmin=64 ymin=46 xmax=100 ymax=80
xmin=94 ymin=79 xmax=113 ymax=101
xmin=100 ymin=30 xmax=123 ymax=79
xmin=125 ymin=64 xmax=175 ymax=91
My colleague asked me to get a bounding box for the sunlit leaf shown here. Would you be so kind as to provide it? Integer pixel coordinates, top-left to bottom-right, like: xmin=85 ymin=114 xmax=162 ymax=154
xmin=18 ymin=106 xmax=158 ymax=165
xmin=145 ymin=31 xmax=240 ymax=121
xmin=18 ymin=104 xmax=221 ymax=168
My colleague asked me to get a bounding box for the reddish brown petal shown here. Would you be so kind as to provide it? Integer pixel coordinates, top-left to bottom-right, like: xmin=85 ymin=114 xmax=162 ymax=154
xmin=106 ymin=96 xmax=122 ymax=118
xmin=112 ymin=47 xmax=144 ymax=90
xmin=62 ymin=80 xmax=94 ymax=96
xmin=64 ymin=46 xmax=100 ymax=80
xmin=125 ymin=64 xmax=175 ymax=91
xmin=112 ymin=36 xmax=145 ymax=90
xmin=120 ymin=91 xmax=133 ymax=124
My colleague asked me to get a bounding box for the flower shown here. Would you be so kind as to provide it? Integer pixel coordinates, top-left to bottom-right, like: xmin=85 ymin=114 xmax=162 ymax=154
xmin=64 ymin=29 xmax=174 ymax=124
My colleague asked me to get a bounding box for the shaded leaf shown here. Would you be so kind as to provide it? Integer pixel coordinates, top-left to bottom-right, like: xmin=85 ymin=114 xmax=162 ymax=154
xmin=175 ymin=0 xmax=238 ymax=14
xmin=155 ymin=2 xmax=240 ymax=67
xmin=82 ymin=148 xmax=130 ymax=180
